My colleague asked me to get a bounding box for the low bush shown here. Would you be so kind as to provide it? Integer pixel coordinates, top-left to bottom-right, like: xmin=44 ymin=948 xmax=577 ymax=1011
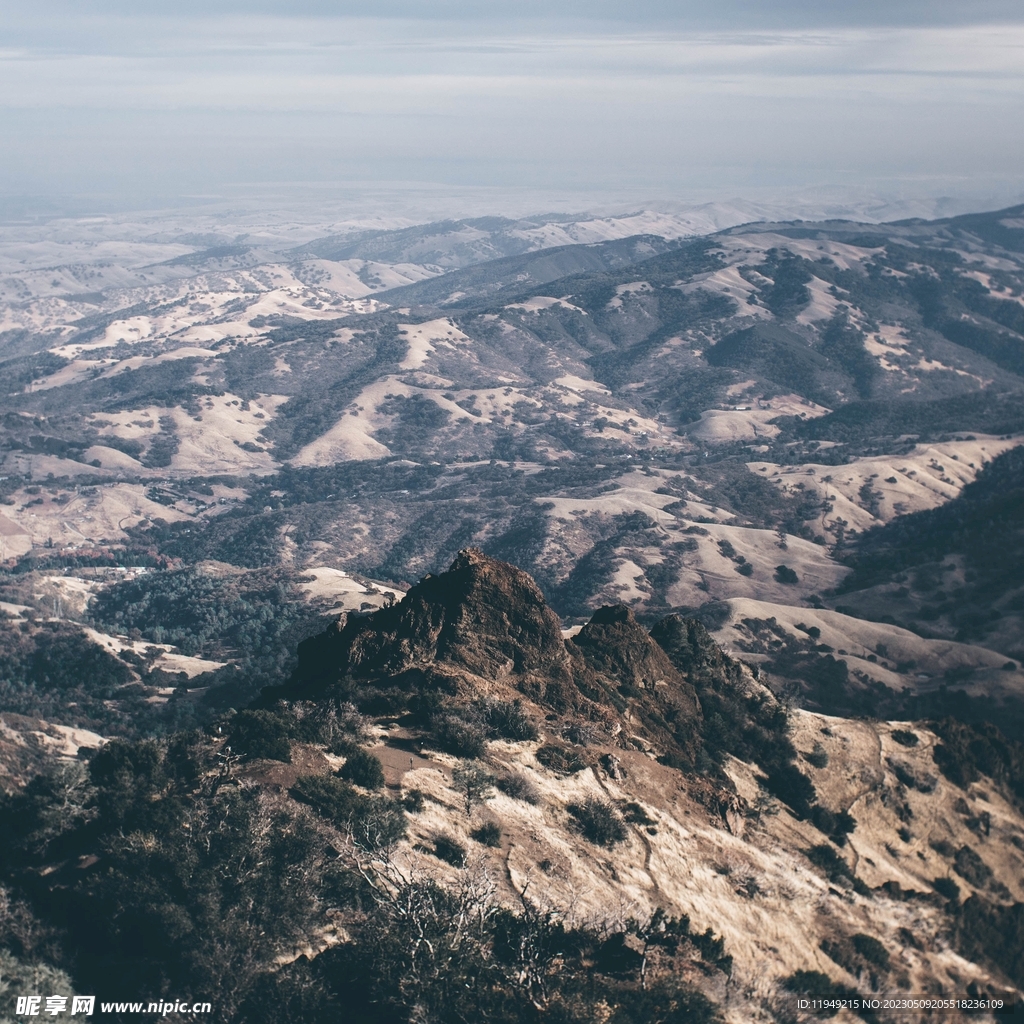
xmin=230 ymin=710 xmax=292 ymax=762
xmin=622 ymin=801 xmax=655 ymax=826
xmin=810 ymin=805 xmax=857 ymax=845
xmin=774 ymin=564 xmax=799 ymax=584
xmin=432 ymin=715 xmax=487 ymax=759
xmin=562 ymin=717 xmax=598 ymax=747
xmin=803 ymin=742 xmax=829 ymax=768
xmin=291 ymin=775 xmax=362 ymax=823
xmin=806 ymin=843 xmax=851 ymax=882
xmin=891 ymin=729 xmax=919 ymax=747
xmin=852 ymin=933 xmax=889 ymax=969
xmin=933 ymin=876 xmax=960 ymax=901
xmin=433 ymin=833 xmax=467 ymax=867
xmin=402 ymin=788 xmax=425 ymax=812
xmin=470 ymin=821 xmax=502 ymax=848
xmin=497 ymin=772 xmax=539 ymax=804
xmin=486 ymin=700 xmax=538 ymax=741
xmin=290 ymin=775 xmax=406 ymax=850
xmin=536 ymin=744 xmax=589 ymax=774
xmin=327 ymin=736 xmax=360 ymax=757
xmin=953 ymin=844 xmax=993 ymax=887
xmin=762 ymin=761 xmax=816 ymax=817
xmin=339 ymin=750 xmax=385 ymax=790
xmin=567 ymin=796 xmax=627 ymax=847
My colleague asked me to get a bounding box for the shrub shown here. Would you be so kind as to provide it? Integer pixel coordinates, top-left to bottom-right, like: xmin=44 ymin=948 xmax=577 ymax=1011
xmin=887 ymin=757 xmax=936 ymax=793
xmin=567 ymin=797 xmax=627 ymax=847
xmin=622 ymin=801 xmax=655 ymax=826
xmin=290 ymin=775 xmax=406 ymax=850
xmin=497 ymin=772 xmax=539 ymax=804
xmin=291 ymin=775 xmax=364 ymax=822
xmin=486 ymin=700 xmax=538 ymax=741
xmin=536 ymin=744 xmax=589 ymax=774
xmin=402 ymin=788 xmax=425 ymax=812
xmin=953 ymin=844 xmax=993 ymax=887
xmin=762 ymin=761 xmax=816 ymax=817
xmin=470 ymin=821 xmax=502 ymax=848
xmin=327 ymin=736 xmax=360 ymax=757
xmin=851 ymin=933 xmax=890 ymax=969
xmin=562 ymin=718 xmax=598 ymax=747
xmin=810 ymin=805 xmax=856 ymax=845
xmin=432 ymin=715 xmax=486 ymax=759
xmin=339 ymin=750 xmax=385 ymax=790
xmin=891 ymin=729 xmax=919 ymax=747
xmin=803 ymin=742 xmax=829 ymax=768
xmin=230 ymin=710 xmax=292 ymax=762
xmin=806 ymin=843 xmax=851 ymax=882
xmin=433 ymin=833 xmax=467 ymax=867
xmin=933 ymin=876 xmax=960 ymax=901
xmin=774 ymin=564 xmax=799 ymax=584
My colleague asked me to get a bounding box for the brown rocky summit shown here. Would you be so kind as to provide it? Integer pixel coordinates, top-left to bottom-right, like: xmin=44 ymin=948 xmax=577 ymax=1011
xmin=273 ymin=549 xmax=714 ymax=767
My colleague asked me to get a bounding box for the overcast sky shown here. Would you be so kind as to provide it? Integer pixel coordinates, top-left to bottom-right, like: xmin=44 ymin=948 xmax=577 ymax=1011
xmin=2 ymin=0 xmax=1023 ymax=215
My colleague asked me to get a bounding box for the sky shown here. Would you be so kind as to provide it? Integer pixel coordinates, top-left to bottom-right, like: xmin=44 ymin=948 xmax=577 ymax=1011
xmin=2 ymin=0 xmax=1023 ymax=218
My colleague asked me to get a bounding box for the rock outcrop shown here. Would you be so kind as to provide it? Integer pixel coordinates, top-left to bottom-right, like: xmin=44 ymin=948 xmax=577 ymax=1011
xmin=570 ymin=604 xmax=704 ymax=767
xmin=649 ymin=614 xmax=736 ymax=681
xmin=276 ymin=548 xmax=576 ymax=702
xmin=271 ymin=550 xmax=720 ymax=768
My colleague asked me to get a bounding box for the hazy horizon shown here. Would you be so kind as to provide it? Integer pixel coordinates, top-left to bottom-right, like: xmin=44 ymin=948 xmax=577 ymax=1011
xmin=2 ymin=0 xmax=1023 ymax=222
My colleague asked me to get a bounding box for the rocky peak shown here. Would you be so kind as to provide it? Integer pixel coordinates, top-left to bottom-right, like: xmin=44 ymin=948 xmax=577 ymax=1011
xmin=648 ymin=614 xmax=734 ymax=680
xmin=275 ymin=554 xmax=711 ymax=770
xmin=280 ymin=549 xmax=572 ymax=698
xmin=569 ymin=604 xmax=704 ymax=767
xmin=571 ymin=605 xmax=688 ymax=695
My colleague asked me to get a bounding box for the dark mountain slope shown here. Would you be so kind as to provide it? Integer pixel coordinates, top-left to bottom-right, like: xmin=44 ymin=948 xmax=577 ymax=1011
xmin=373 ymin=234 xmax=680 ymax=308
xmin=836 ymin=444 xmax=1024 ymax=650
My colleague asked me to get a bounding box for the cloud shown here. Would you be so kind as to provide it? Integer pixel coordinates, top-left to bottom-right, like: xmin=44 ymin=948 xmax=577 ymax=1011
xmin=0 ymin=6 xmax=1022 ymax=204
xmin=8 ymin=0 xmax=1024 ymax=28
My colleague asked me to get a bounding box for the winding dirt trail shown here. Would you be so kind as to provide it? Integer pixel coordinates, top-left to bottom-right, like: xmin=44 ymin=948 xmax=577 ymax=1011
xmin=589 ymin=763 xmax=666 ymax=903
xmin=842 ymin=723 xmax=884 ymax=878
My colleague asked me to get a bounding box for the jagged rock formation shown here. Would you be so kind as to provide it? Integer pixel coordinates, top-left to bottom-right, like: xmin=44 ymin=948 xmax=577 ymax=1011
xmin=569 ymin=605 xmax=704 ymax=768
xmin=571 ymin=605 xmax=698 ymax=701
xmin=272 ymin=549 xmax=714 ymax=768
xmin=649 ymin=614 xmax=737 ymax=681
xmin=274 ymin=548 xmax=581 ymax=706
